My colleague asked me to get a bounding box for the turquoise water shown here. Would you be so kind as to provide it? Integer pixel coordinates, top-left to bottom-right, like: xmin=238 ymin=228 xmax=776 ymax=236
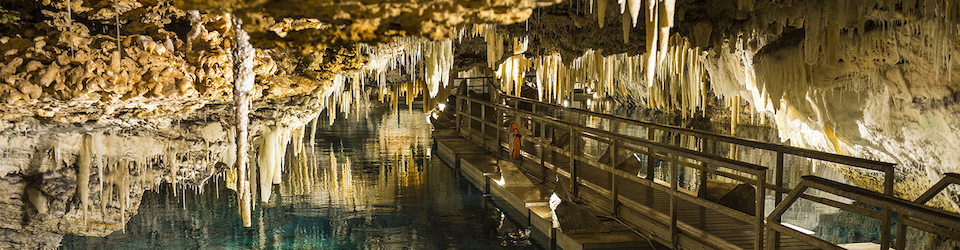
xmin=61 ymin=107 xmax=538 ymax=249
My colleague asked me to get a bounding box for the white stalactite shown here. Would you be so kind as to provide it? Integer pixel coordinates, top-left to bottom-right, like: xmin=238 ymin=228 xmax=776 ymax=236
xmin=628 ymin=0 xmax=641 ymax=27
xmin=232 ymin=16 xmax=254 ymax=227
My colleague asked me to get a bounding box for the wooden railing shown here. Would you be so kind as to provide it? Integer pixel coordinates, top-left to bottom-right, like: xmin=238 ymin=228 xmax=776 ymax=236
xmin=768 ymin=175 xmax=960 ymax=250
xmin=502 ymin=95 xmax=896 ymax=197
xmin=456 ymin=93 xmax=768 ymax=249
xmin=499 ymin=95 xmax=901 ymax=249
xmin=448 ymin=87 xmax=958 ymax=249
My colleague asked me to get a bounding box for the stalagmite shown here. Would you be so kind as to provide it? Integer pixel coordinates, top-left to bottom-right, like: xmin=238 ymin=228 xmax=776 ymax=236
xmin=738 ymin=0 xmax=754 ymax=11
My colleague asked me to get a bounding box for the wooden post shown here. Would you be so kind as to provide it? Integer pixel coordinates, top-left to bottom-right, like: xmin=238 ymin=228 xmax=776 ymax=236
xmin=698 ymin=137 xmax=708 ymax=230
xmin=772 ymin=151 xmax=784 ymax=248
xmin=881 ymin=210 xmax=892 ymax=250
xmin=882 ymin=168 xmax=894 ymax=250
xmin=611 ymin=139 xmax=620 ymax=217
xmin=481 ymin=100 xmax=486 ymax=146
xmin=896 ymin=217 xmax=908 ymax=250
xmin=646 ymin=150 xmax=656 ymax=181
xmin=456 ymin=93 xmax=463 ymax=137
xmin=539 ymin=121 xmax=546 ymax=184
xmin=647 ymin=128 xmax=656 ymax=181
xmin=570 ymin=126 xmax=578 ymax=197
xmin=755 ymin=170 xmax=766 ymax=250
xmin=465 ymin=99 xmax=472 ymax=138
xmin=670 ymin=154 xmax=679 ymax=249
xmin=698 ymin=138 xmax=707 ymax=190
xmin=497 ymin=105 xmax=503 ymax=159
xmin=767 ymin=185 xmax=809 ymax=249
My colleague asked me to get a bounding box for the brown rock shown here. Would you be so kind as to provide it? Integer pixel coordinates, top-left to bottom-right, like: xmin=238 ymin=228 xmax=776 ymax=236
xmin=39 ymin=169 xmax=76 ymax=201
xmin=5 ymin=88 xmax=23 ymax=104
xmin=2 ymin=57 xmax=22 ymax=75
xmin=17 ymin=81 xmax=42 ymax=100
xmin=38 ymin=62 xmax=60 ymax=87
xmin=36 ymin=108 xmax=56 ymax=118
xmin=0 ymin=174 xmax=25 ymax=230
xmin=23 ymin=60 xmax=43 ymax=72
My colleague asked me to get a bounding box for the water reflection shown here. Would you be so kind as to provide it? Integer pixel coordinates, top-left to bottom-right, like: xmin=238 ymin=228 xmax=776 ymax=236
xmin=61 ymin=106 xmax=537 ymax=249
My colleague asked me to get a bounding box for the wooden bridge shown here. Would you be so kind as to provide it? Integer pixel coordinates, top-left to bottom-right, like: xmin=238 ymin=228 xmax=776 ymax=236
xmin=434 ymin=79 xmax=960 ymax=250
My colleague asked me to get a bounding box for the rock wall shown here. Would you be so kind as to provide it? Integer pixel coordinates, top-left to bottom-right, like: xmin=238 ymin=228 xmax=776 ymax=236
xmin=485 ymin=0 xmax=960 ymax=213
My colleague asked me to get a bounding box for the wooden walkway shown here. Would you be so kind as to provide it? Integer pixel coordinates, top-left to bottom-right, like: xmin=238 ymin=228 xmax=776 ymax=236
xmin=519 ymin=152 xmax=819 ymax=250
xmin=438 ymin=76 xmax=960 ymax=249
xmin=438 ymin=86 xmax=960 ymax=250
xmin=434 ymin=134 xmax=659 ymax=250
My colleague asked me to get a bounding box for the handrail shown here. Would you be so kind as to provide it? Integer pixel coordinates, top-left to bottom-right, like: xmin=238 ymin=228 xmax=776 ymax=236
xmin=914 ymin=173 xmax=960 ymax=204
xmin=458 ymin=94 xmax=768 ymax=175
xmin=503 ymin=95 xmax=897 ymax=195
xmin=504 ymin=93 xmax=896 ymax=247
xmin=895 ymin=173 xmax=960 ymax=249
xmin=768 ymin=175 xmax=960 ymax=250
xmin=449 ymin=81 xmax=916 ymax=250
xmin=506 ymin=95 xmax=894 ymax=165
xmin=455 ymin=93 xmax=768 ymax=249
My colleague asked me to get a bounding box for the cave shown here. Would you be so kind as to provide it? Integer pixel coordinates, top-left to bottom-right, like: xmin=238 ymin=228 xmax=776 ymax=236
xmin=1 ymin=0 xmax=959 ymax=249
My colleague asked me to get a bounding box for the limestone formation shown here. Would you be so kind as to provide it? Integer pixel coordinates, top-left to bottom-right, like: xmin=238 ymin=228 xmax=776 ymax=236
xmin=2 ymin=0 xmax=960 ymax=248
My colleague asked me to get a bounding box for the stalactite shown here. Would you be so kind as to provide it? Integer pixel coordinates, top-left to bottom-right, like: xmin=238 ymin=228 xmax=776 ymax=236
xmin=232 ymin=16 xmax=254 ymax=228
xmin=119 ymin=162 xmax=130 ymax=233
xmin=597 ymin=0 xmax=606 ymax=28
xmin=622 ymin=10 xmax=631 ymax=43
xmin=627 ymin=0 xmax=641 ymax=27
xmin=360 ymin=36 xmax=453 ymax=99
xmin=485 ymin=25 xmax=504 ymax=69
xmin=258 ymin=126 xmax=278 ymax=202
xmin=644 ymin=2 xmax=659 ymax=88
xmin=423 ymin=39 xmax=452 ymax=97
xmin=77 ymin=134 xmax=93 ymax=226
xmin=66 ymin=0 xmax=74 ymax=58
xmin=496 ymin=55 xmax=532 ymax=96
